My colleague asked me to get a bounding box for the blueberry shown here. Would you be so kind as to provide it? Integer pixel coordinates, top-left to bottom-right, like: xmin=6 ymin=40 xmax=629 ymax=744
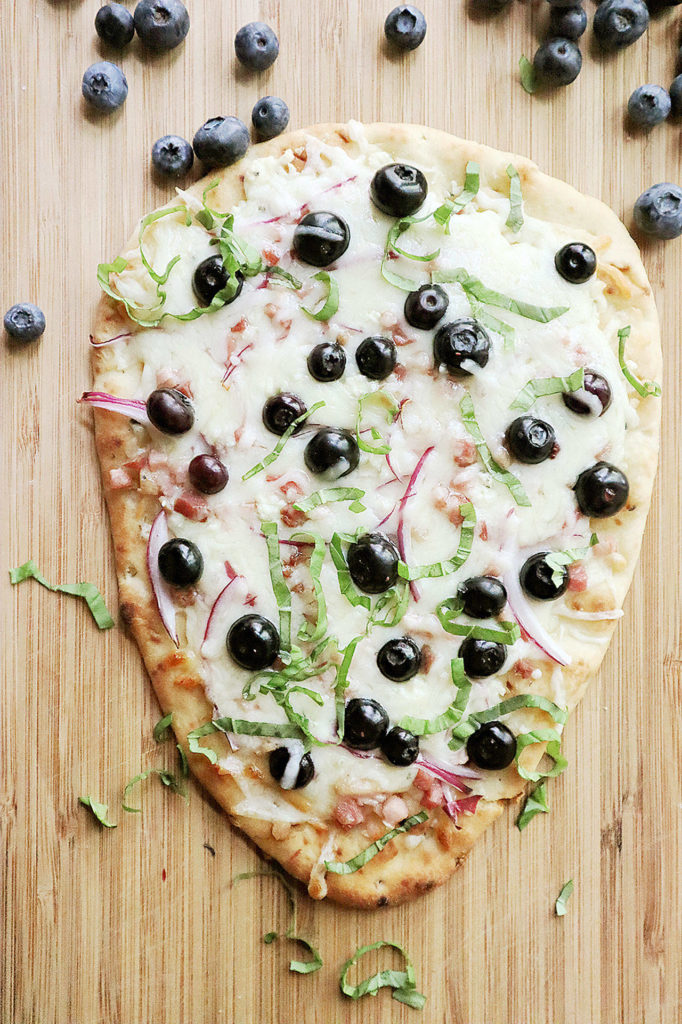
xmin=593 ymin=0 xmax=649 ymax=50
xmin=192 ymin=255 xmax=243 ymax=306
xmin=384 ymin=5 xmax=427 ymax=50
xmin=269 ymin=747 xmax=315 ymax=788
xmin=307 ymin=341 xmax=346 ymax=382
xmin=82 ymin=61 xmax=128 ymax=111
xmin=151 ymin=134 xmax=194 ymax=178
xmin=505 ymin=415 xmax=556 ymax=464
xmin=262 ymin=393 xmax=307 ymax=435
xmin=146 ymin=388 xmax=195 ymax=434
xmin=347 ymin=533 xmax=400 ymax=594
xmin=520 ymin=552 xmax=569 ymax=600
xmin=555 ymin=242 xmax=597 ymax=283
xmin=188 ymin=454 xmax=228 ymax=494
xmin=370 ymin=163 xmax=428 ymax=217
xmin=293 ymin=211 xmax=350 ymax=267
xmin=344 ymin=698 xmax=389 ymax=750
xmin=355 ymin=335 xmax=397 ymax=380
xmin=404 ymin=284 xmax=449 ymax=330
xmin=251 ymin=96 xmax=290 ymax=141
xmin=4 ymin=303 xmax=45 ymax=342
xmin=95 ymin=4 xmax=134 ymax=47
xmin=633 ymin=183 xmax=682 ymax=239
xmin=533 ymin=38 xmax=582 ymax=86
xmin=381 ymin=727 xmax=420 ymax=766
xmin=133 ymin=0 xmax=189 ymax=50
xmin=457 ymin=576 xmax=507 ymax=619
xmin=627 ymin=85 xmax=671 ymax=127
xmin=670 ymin=75 xmax=682 ymax=117
xmin=158 ymin=538 xmax=203 ymax=587
xmin=193 ymin=117 xmax=249 ymax=168
xmin=234 ymin=21 xmax=279 ymax=71
xmin=227 ymin=614 xmax=279 ymax=670
xmin=548 ymin=5 xmax=587 ymax=39
xmin=376 ymin=637 xmax=422 ymax=681
xmin=433 ymin=317 xmax=491 ymax=376
xmin=562 ymin=371 xmax=612 ymax=416
xmin=458 ymin=637 xmax=506 ymax=678
xmin=304 ymin=427 xmax=359 ymax=479
xmin=466 ymin=722 xmax=516 ymax=770
xmin=574 ymin=461 xmax=629 ymax=518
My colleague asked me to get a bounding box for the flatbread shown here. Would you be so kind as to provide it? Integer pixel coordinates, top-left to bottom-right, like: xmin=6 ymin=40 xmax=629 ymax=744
xmin=89 ymin=122 xmax=661 ymax=907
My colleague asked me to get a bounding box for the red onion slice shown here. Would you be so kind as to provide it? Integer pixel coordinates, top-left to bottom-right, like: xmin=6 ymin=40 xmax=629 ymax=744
xmin=146 ymin=511 xmax=179 ymax=647
xmin=396 ymin=446 xmax=435 ymax=602
xmin=416 ymin=755 xmax=473 ymax=793
xmin=88 ymin=332 xmax=132 ymax=348
xmin=504 ymin=563 xmax=571 ymax=666
xmin=79 ymin=391 xmax=150 ymax=427
xmin=202 ymin=578 xmax=236 ymax=648
xmin=222 ymin=343 xmax=253 ymax=384
xmin=443 ymin=793 xmax=481 ymax=824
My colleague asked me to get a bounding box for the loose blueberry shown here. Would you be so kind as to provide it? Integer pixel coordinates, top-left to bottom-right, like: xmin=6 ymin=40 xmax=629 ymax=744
xmin=593 ymin=0 xmax=649 ymax=50
xmin=151 ymin=134 xmax=194 ymax=178
xmin=574 ymin=462 xmax=629 ymax=518
xmin=192 ymin=255 xmax=243 ymax=306
xmin=433 ymin=317 xmax=491 ymax=376
xmin=3 ymin=303 xmax=45 ymax=342
xmin=262 ymin=393 xmax=307 ymax=435
xmin=533 ymin=38 xmax=582 ymax=86
xmin=344 ymin=697 xmax=389 ymax=750
xmin=457 ymin=576 xmax=507 ymax=619
xmin=555 ymin=242 xmax=597 ymax=283
xmin=562 ymin=371 xmax=612 ymax=416
xmin=307 ymin=341 xmax=346 ymax=382
xmin=548 ymin=5 xmax=588 ymax=39
xmin=82 ymin=61 xmax=128 ymax=111
xmin=234 ymin=21 xmax=279 ymax=70
xmin=347 ymin=533 xmax=400 ymax=594
xmin=355 ymin=335 xmax=397 ymax=380
xmin=158 ymin=537 xmax=203 ymax=587
xmin=670 ymin=75 xmax=682 ymax=117
xmin=459 ymin=637 xmax=506 ymax=678
xmin=505 ymin=415 xmax=556 ymax=464
xmin=628 ymin=84 xmax=671 ymax=127
xmin=188 ymin=454 xmax=228 ymax=494
xmin=404 ymin=283 xmax=449 ymax=330
xmin=95 ymin=4 xmax=135 ymax=47
xmin=376 ymin=637 xmax=422 ymax=682
xmin=466 ymin=721 xmax=517 ymax=770
xmin=381 ymin=726 xmax=420 ymax=766
xmin=370 ymin=163 xmax=428 ymax=217
xmin=193 ymin=116 xmax=249 ymax=168
xmin=304 ymin=427 xmax=359 ymax=479
xmin=292 ymin=211 xmax=350 ymax=267
xmin=251 ymin=95 xmax=290 ymax=141
xmin=269 ymin=747 xmax=315 ymax=788
xmin=633 ymin=183 xmax=682 ymax=239
xmin=133 ymin=0 xmax=189 ymax=50
xmin=384 ymin=5 xmax=427 ymax=50
xmin=519 ymin=551 xmax=569 ymax=600
xmin=146 ymin=388 xmax=195 ymax=434
xmin=227 ymin=614 xmax=280 ymax=670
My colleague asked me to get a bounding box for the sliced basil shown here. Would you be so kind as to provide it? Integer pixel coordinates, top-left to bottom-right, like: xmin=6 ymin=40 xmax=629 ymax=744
xmin=460 ymin=394 xmax=531 ymax=506
xmin=387 ymin=214 xmax=439 ymax=263
xmin=187 ymin=717 xmax=304 ymax=764
xmin=368 ymin=583 xmax=410 ymax=629
xmin=617 ymin=326 xmax=662 ymax=398
xmin=339 ymin=940 xmax=426 ymax=1009
xmin=288 ymin=936 xmax=324 ymax=975
xmin=433 ymin=267 xmax=568 ymax=324
xmin=267 ymin=684 xmax=325 ymax=747
xmin=433 ymin=161 xmax=480 ymax=230
xmin=302 ymin=270 xmax=339 ymax=321
xmin=334 ymin=634 xmax=362 ymax=739
xmin=448 ymin=693 xmax=567 ymax=751
xmin=515 ymin=728 xmax=567 ymax=781
xmin=122 ymin=767 xmax=187 ymax=813
xmin=233 ymin=867 xmax=323 ymax=974
xmin=293 ymin=487 xmax=366 ymax=514
xmin=519 ymin=54 xmax=537 ymax=94
xmin=517 ymin=780 xmax=550 ymax=831
xmin=289 ymin=531 xmax=329 ymax=644
xmin=329 ymin=533 xmax=371 ymax=611
xmin=506 ymin=164 xmax=524 ymax=233
xmin=10 ymin=559 xmax=115 ymax=629
xmin=79 ymin=795 xmax=117 ymax=828
xmin=177 ymin=744 xmax=189 ymax=777
xmin=242 ymin=400 xmax=325 ymax=480
xmin=545 ymin=533 xmax=598 ymax=586
xmin=262 ymin=520 xmax=292 ymax=657
xmin=398 ymin=501 xmax=475 ymax=581
xmin=510 ymin=367 xmax=585 ymax=412
xmin=355 ymin=391 xmax=398 ymax=456
xmin=153 ymin=711 xmax=173 ymax=743
xmin=398 ymin=657 xmax=470 ymax=735
xmin=216 ymin=213 xmax=265 ymax=280
xmin=468 ymin=299 xmax=515 ymax=352
xmin=436 ymin=599 xmax=521 ymax=645
xmin=266 ymin=266 xmax=303 ymax=290
xmin=326 ymin=811 xmax=427 ymax=875
xmin=555 ymin=879 xmax=574 ymax=916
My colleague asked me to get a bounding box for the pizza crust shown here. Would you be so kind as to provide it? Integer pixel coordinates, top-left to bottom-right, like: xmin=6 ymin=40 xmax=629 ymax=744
xmin=90 ymin=122 xmax=661 ymax=908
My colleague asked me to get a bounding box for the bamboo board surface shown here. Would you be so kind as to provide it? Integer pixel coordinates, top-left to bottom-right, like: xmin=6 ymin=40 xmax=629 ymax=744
xmin=1 ymin=1 xmax=681 ymax=1022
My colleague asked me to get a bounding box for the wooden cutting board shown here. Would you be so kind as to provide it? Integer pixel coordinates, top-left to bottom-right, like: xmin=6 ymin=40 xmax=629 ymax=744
xmin=2 ymin=1 xmax=680 ymax=1021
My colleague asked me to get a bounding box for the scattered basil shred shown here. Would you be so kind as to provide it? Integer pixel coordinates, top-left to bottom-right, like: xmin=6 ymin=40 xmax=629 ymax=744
xmin=339 ymin=940 xmax=426 ymax=1009
xmin=433 ymin=161 xmax=480 ymax=230
xmin=555 ymin=879 xmax=574 ymax=916
xmin=9 ymin=560 xmax=114 ymax=629
xmin=398 ymin=502 xmax=475 ymax=581
xmin=506 ymin=165 xmax=524 ymax=233
xmin=545 ymin=534 xmax=598 ymax=586
xmin=517 ymin=780 xmax=550 ymax=831
xmin=153 ymin=712 xmax=173 ymax=743
xmin=433 ymin=267 xmax=568 ymax=324
xmin=233 ymin=868 xmax=323 ymax=974
xmin=510 ymin=367 xmax=585 ymax=412
xmin=519 ymin=54 xmax=537 ymax=94
xmin=398 ymin=658 xmax=471 ymax=735
xmin=294 ymin=487 xmax=366 ymax=514
xmin=459 ymin=394 xmax=531 ymax=506
xmin=266 ymin=266 xmax=303 ymax=290
xmin=122 ymin=768 xmax=187 ymax=813
xmin=381 ymin=213 xmax=435 ymax=290
xmin=79 ymin=796 xmax=117 ymax=828
xmin=515 ymin=728 xmax=568 ymax=781
xmin=262 ymin=521 xmax=292 ymax=657
xmin=617 ymin=326 xmax=661 ymax=398
xmin=449 ymin=693 xmax=567 ymax=750
xmin=334 ymin=634 xmax=362 ymax=739
xmin=187 ymin=717 xmax=305 ymax=764
xmin=242 ymin=401 xmax=324 ymax=480
xmin=436 ymin=598 xmax=521 ymax=645
xmin=289 ymin=531 xmax=329 ymax=644
xmin=355 ymin=391 xmax=398 ymax=455
xmin=325 ymin=812 xmax=428 ymax=875
xmin=302 ymin=270 xmax=339 ymax=321
xmin=329 ymin=533 xmax=371 ymax=611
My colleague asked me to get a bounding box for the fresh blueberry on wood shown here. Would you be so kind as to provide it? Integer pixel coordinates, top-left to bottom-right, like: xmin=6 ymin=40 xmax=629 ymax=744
xmin=404 ymin=284 xmax=449 ymax=329
xmin=262 ymin=393 xmax=307 ymax=435
xmin=293 ymin=211 xmax=350 ymax=267
xmin=433 ymin=318 xmax=491 ymax=376
xmin=251 ymin=96 xmax=290 ymax=140
xmin=459 ymin=637 xmax=506 ymax=678
xmin=457 ymin=576 xmax=507 ymax=619
xmin=562 ymin=371 xmax=612 ymax=416
xmin=384 ymin=5 xmax=427 ymax=51
xmin=347 ymin=533 xmax=400 ymax=594
xmin=505 ymin=415 xmax=557 ymax=464
xmin=188 ymin=454 xmax=228 ymax=494
xmin=533 ymin=38 xmax=582 ymax=87
xmin=593 ymin=0 xmax=649 ymax=50
xmin=574 ymin=462 xmax=629 ymax=518
xmin=554 ymin=242 xmax=596 ymax=283
xmin=633 ymin=183 xmax=682 ymax=239
xmin=466 ymin=722 xmax=517 ymax=770
xmin=628 ymin=84 xmax=671 ymax=127
xmin=519 ymin=552 xmax=569 ymax=600
xmin=4 ymin=302 xmax=45 ymax=342
xmin=82 ymin=61 xmax=128 ymax=111
xmin=234 ymin=21 xmax=279 ymax=70
xmin=548 ymin=5 xmax=587 ymax=39
xmin=227 ymin=614 xmax=280 ymax=670
xmin=158 ymin=538 xmax=203 ymax=587
xmin=670 ymin=75 xmax=682 ymax=117
xmin=370 ymin=164 xmax=428 ymax=217
xmin=152 ymin=134 xmax=194 ymax=178
xmin=344 ymin=698 xmax=389 ymax=750
xmin=95 ymin=4 xmax=135 ymax=47
xmin=269 ymin=747 xmax=315 ymax=788
xmin=192 ymin=255 xmax=243 ymax=306
xmin=307 ymin=341 xmax=346 ymax=382
xmin=381 ymin=727 xmax=420 ymax=766
xmin=146 ymin=388 xmax=195 ymax=434
xmin=304 ymin=427 xmax=360 ymax=479
xmin=133 ymin=0 xmax=189 ymax=50
xmin=376 ymin=637 xmax=422 ymax=681
xmin=193 ymin=116 xmax=249 ymax=168
xmin=355 ymin=336 xmax=397 ymax=380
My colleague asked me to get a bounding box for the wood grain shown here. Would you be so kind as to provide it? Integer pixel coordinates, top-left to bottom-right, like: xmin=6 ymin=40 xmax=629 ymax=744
xmin=1 ymin=1 xmax=680 ymax=1021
